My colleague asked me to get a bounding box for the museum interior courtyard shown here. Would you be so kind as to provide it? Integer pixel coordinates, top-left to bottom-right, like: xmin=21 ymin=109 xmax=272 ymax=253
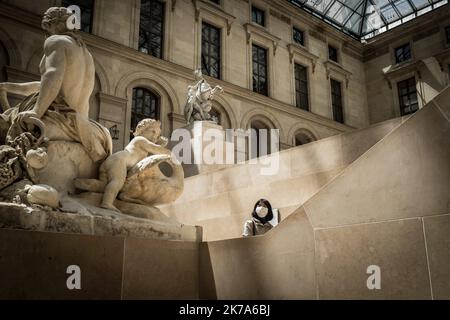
xmin=0 ymin=0 xmax=449 ymax=299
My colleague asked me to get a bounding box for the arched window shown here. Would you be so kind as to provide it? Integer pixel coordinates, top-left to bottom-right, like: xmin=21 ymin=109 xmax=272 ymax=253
xmin=0 ymin=41 xmax=8 ymax=83
xmin=294 ymin=131 xmax=315 ymax=146
xmin=62 ymin=0 xmax=95 ymax=33
xmin=250 ymin=120 xmax=270 ymax=159
xmin=131 ymin=87 xmax=160 ymax=139
xmin=0 ymin=42 xmax=9 ymax=113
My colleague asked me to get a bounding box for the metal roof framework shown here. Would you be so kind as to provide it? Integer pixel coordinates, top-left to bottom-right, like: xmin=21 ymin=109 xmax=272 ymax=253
xmin=288 ymin=0 xmax=449 ymax=40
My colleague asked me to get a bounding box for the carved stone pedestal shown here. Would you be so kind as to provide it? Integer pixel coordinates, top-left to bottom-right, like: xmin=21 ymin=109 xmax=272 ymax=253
xmin=0 ymin=202 xmax=202 ymax=242
xmin=172 ymin=121 xmax=236 ymax=178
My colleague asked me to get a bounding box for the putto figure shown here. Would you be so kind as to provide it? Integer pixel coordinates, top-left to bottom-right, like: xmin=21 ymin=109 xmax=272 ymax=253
xmin=184 ymin=69 xmax=224 ymax=124
xmin=74 ymin=119 xmax=172 ymax=212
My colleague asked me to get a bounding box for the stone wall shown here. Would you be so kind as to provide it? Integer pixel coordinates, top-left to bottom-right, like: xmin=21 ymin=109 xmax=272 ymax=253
xmin=0 ymin=228 xmax=199 ymax=299
xmin=0 ymin=0 xmax=367 ymax=154
xmin=363 ymin=5 xmax=450 ymax=124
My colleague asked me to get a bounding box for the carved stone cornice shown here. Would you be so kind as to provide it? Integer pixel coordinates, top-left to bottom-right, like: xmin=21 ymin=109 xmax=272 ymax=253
xmin=5 ymin=66 xmax=40 ymax=82
xmin=0 ymin=2 xmax=41 ymax=29
xmin=168 ymin=112 xmax=186 ymax=124
xmin=382 ymin=59 xmax=425 ymax=89
xmin=244 ymin=23 xmax=281 ymax=56
xmin=324 ymin=61 xmax=352 ymax=88
xmin=97 ymin=93 xmax=128 ymax=108
xmin=192 ymin=0 xmax=235 ymax=35
xmin=287 ymin=43 xmax=319 ymax=73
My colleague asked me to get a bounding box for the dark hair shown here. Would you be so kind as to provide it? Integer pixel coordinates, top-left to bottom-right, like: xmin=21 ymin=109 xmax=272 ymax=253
xmin=252 ymin=198 xmax=274 ymax=224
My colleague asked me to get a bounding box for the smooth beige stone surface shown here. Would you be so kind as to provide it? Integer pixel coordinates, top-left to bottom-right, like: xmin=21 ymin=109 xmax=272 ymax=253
xmin=339 ymin=117 xmax=402 ymax=164
xmin=200 ymin=208 xmax=316 ymax=299
xmin=161 ymin=114 xmax=399 ymax=240
xmin=0 ymin=229 xmax=124 ymax=299
xmin=423 ymin=214 xmax=450 ymax=299
xmin=433 ymin=86 xmax=450 ymax=121
xmin=305 ymin=104 xmax=450 ymax=229
xmin=314 ymin=218 xmax=431 ymax=299
xmin=122 ymin=238 xmax=199 ymax=299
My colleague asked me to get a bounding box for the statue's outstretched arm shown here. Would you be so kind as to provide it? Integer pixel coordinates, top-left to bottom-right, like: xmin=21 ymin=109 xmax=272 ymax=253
xmin=139 ymin=138 xmax=172 ymax=156
xmin=32 ymin=37 xmax=66 ymax=118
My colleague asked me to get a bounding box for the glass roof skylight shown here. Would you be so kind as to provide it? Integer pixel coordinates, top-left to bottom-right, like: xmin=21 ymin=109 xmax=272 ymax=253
xmin=288 ymin=0 xmax=449 ymax=40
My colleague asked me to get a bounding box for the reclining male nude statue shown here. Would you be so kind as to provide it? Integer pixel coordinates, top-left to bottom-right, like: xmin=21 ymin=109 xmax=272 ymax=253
xmin=0 ymin=7 xmax=112 ymax=163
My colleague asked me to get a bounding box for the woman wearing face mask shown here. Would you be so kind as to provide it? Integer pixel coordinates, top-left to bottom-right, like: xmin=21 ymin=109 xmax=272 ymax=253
xmin=242 ymin=199 xmax=274 ymax=237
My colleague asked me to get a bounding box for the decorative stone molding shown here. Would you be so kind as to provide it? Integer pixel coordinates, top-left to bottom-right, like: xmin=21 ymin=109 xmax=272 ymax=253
xmin=98 ymin=93 xmax=128 ymax=123
xmin=192 ymin=0 xmax=235 ymax=35
xmin=342 ymin=41 xmax=363 ymax=61
xmin=383 ymin=60 xmax=425 ymax=89
xmin=98 ymin=93 xmax=128 ymax=108
xmin=279 ymin=141 xmax=292 ymax=150
xmin=168 ymin=112 xmax=186 ymax=124
xmin=324 ymin=61 xmax=352 ymax=88
xmin=287 ymin=43 xmax=319 ymax=73
xmin=244 ymin=23 xmax=280 ymax=56
xmin=269 ymin=9 xmax=290 ymax=25
xmin=308 ymin=29 xmax=326 ymax=43
xmin=5 ymin=66 xmax=39 ymax=83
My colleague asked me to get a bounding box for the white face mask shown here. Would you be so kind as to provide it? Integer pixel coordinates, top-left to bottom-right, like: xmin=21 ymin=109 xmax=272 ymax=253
xmin=255 ymin=206 xmax=269 ymax=218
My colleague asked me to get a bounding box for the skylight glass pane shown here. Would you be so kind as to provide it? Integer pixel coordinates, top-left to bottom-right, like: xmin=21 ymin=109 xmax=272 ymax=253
xmin=345 ymin=13 xmax=363 ymax=32
xmin=288 ymin=0 xmax=448 ymax=40
xmin=417 ymin=6 xmax=432 ymax=14
xmin=362 ymin=6 xmax=384 ymax=33
xmin=380 ymin=4 xmax=400 ymax=22
xmin=332 ymin=6 xmax=354 ymax=23
xmin=305 ymin=0 xmax=335 ymax=13
xmin=326 ymin=1 xmax=342 ymax=17
xmin=410 ymin=0 xmax=430 ymax=9
xmin=341 ymin=0 xmax=365 ymax=8
xmin=392 ymin=0 xmax=414 ymax=16
xmin=434 ymin=0 xmax=448 ymax=8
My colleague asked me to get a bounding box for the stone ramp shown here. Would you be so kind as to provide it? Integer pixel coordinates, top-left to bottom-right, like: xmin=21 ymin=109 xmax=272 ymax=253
xmin=199 ymin=86 xmax=450 ymax=299
xmin=159 ymin=116 xmax=405 ymax=241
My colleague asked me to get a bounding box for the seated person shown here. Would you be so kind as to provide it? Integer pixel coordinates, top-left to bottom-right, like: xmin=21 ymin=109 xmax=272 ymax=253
xmin=242 ymin=198 xmax=274 ymax=237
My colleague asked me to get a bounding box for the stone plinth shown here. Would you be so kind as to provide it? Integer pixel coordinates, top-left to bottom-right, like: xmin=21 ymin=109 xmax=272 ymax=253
xmin=0 ymin=228 xmax=200 ymax=299
xmin=0 ymin=202 xmax=202 ymax=242
xmin=171 ymin=121 xmax=235 ymax=178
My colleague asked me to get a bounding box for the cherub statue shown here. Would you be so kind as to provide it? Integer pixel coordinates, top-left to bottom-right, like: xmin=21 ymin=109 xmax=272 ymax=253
xmin=184 ymin=69 xmax=223 ymax=124
xmin=74 ymin=119 xmax=170 ymax=212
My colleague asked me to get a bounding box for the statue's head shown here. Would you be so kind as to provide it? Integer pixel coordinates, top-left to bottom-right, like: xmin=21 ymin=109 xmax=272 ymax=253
xmin=193 ymin=69 xmax=203 ymax=81
xmin=41 ymin=7 xmax=72 ymax=35
xmin=134 ymin=119 xmax=162 ymax=143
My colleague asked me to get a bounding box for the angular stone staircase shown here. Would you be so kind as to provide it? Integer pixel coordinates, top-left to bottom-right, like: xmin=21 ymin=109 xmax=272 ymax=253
xmin=159 ymin=115 xmax=408 ymax=241
xmin=198 ymin=85 xmax=450 ymax=299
